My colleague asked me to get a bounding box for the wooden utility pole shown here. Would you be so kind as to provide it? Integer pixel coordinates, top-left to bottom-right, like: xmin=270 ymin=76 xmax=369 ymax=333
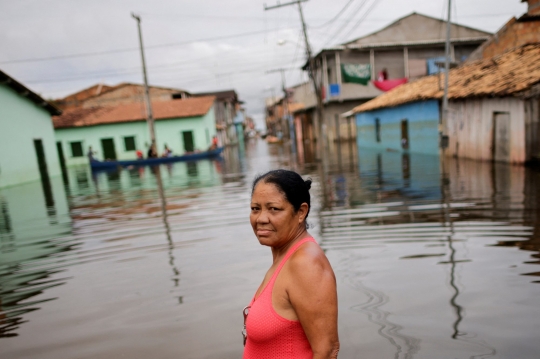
xmin=132 ymin=13 xmax=156 ymax=146
xmin=264 ymin=0 xmax=325 ymax=159
xmin=441 ymin=0 xmax=451 ymax=151
xmin=266 ymin=68 xmax=290 ymax=139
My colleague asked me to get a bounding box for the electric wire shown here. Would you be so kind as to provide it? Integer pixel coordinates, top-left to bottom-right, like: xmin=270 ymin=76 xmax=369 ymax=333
xmin=322 ymin=0 xmax=370 ymax=48
xmin=17 ymin=47 xmax=297 ymax=84
xmin=341 ymin=0 xmax=381 ymax=42
xmin=311 ymin=0 xmax=357 ymax=29
xmin=0 ymin=29 xmax=273 ymax=65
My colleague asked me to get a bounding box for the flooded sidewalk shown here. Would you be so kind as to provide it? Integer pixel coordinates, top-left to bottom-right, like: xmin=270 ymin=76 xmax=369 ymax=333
xmin=1 ymin=139 xmax=539 ymax=359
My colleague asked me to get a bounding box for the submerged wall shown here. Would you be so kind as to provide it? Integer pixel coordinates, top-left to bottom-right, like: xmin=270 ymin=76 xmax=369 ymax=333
xmin=55 ymin=108 xmax=216 ymax=166
xmin=447 ymin=97 xmax=526 ymax=164
xmin=356 ymin=100 xmax=440 ymax=156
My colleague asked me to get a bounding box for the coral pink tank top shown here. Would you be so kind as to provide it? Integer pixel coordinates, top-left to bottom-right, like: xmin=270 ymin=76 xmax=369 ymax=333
xmin=243 ymin=237 xmax=316 ymax=359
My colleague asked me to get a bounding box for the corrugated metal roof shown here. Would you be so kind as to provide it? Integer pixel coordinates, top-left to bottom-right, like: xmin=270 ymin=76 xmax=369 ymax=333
xmin=353 ymin=44 xmax=540 ymax=114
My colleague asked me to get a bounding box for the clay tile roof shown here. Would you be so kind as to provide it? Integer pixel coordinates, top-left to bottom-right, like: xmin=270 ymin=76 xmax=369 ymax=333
xmin=53 ymin=96 xmax=215 ymax=129
xmin=61 ymin=84 xmax=114 ymax=103
xmin=353 ymin=44 xmax=540 ymax=114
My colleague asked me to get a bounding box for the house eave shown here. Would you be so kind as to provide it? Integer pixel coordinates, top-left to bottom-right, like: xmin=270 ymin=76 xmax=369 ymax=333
xmin=346 ymin=37 xmax=490 ymax=51
xmin=0 ymin=70 xmax=61 ymax=116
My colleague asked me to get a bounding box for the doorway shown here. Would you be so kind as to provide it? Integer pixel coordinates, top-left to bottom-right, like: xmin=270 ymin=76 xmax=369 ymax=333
xmin=34 ymin=139 xmax=50 ymax=180
xmin=182 ymin=131 xmax=195 ymax=152
xmin=493 ymin=112 xmax=511 ymax=162
xmin=101 ymin=138 xmax=117 ymax=160
xmin=401 ymin=119 xmax=409 ymax=150
xmin=34 ymin=139 xmax=55 ymax=212
xmin=56 ymin=141 xmax=69 ymax=185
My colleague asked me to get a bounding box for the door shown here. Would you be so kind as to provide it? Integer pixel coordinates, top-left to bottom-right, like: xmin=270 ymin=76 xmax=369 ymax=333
xmin=34 ymin=139 xmax=50 ymax=179
xmin=182 ymin=131 xmax=194 ymax=152
xmin=56 ymin=141 xmax=69 ymax=184
xmin=493 ymin=112 xmax=511 ymax=162
xmin=34 ymin=139 xmax=55 ymax=210
xmin=401 ymin=119 xmax=409 ymax=150
xmin=101 ymin=138 xmax=117 ymax=160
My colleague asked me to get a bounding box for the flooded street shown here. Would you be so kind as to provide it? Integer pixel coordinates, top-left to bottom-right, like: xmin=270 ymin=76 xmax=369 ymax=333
xmin=1 ymin=139 xmax=540 ymax=359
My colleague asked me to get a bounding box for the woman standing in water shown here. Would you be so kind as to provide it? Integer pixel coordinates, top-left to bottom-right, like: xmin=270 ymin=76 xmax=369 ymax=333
xmin=243 ymin=170 xmax=339 ymax=359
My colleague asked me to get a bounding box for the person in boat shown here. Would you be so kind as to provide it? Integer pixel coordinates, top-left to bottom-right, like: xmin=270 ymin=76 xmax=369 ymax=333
xmin=209 ymin=135 xmax=219 ymax=151
xmin=87 ymin=146 xmax=96 ymax=162
xmin=147 ymin=142 xmax=157 ymax=158
xmin=136 ymin=149 xmax=144 ymax=160
xmin=243 ymin=169 xmax=339 ymax=359
xmin=162 ymin=144 xmax=172 ymax=157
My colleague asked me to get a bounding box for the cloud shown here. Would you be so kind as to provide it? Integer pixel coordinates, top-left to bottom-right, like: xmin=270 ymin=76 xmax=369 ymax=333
xmin=0 ymin=0 xmax=528 ymax=116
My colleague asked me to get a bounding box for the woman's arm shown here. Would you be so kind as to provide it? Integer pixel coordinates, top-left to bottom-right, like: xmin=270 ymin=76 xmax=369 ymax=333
xmin=288 ymin=245 xmax=339 ymax=359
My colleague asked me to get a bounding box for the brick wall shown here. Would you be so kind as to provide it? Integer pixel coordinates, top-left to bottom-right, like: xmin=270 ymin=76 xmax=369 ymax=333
xmin=481 ymin=20 xmax=540 ymax=59
xmin=526 ymin=0 xmax=540 ymax=15
xmin=467 ymin=14 xmax=540 ymax=61
xmin=82 ymin=86 xmax=178 ymax=108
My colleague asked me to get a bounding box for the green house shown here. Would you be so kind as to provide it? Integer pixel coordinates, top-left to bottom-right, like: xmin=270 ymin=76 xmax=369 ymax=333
xmin=53 ymin=96 xmax=217 ymax=166
xmin=0 ymin=70 xmax=62 ymax=188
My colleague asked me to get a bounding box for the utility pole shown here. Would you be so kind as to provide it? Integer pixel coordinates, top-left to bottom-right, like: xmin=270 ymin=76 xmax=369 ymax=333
xmin=132 ymin=13 xmax=156 ymax=146
xmin=264 ymin=0 xmax=325 ymax=159
xmin=266 ymin=68 xmax=290 ymax=139
xmin=441 ymin=0 xmax=451 ymax=151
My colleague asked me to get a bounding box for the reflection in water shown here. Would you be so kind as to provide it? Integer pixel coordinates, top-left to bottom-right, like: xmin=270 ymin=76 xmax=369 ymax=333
xmin=0 ymin=178 xmax=72 ymax=338
xmin=186 ymin=162 xmax=198 ymax=178
xmin=353 ymin=284 xmax=421 ymax=359
xmin=152 ymin=166 xmax=182 ymax=304
xmin=1 ymin=140 xmax=540 ymax=359
xmin=320 ymin=144 xmax=539 ymax=359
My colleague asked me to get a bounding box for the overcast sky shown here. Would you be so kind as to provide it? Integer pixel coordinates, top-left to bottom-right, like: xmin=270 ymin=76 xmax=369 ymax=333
xmin=0 ymin=0 xmax=528 ymax=125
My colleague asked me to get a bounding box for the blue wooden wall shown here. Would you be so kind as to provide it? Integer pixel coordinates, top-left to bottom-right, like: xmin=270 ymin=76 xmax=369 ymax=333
xmin=355 ymin=100 xmax=440 ymax=155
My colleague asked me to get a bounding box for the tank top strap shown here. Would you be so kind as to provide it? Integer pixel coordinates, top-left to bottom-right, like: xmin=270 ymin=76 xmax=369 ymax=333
xmin=269 ymin=237 xmax=316 ymax=285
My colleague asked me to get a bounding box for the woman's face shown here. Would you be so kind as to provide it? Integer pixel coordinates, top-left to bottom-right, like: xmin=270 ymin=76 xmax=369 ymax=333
xmin=250 ymin=181 xmax=306 ymax=247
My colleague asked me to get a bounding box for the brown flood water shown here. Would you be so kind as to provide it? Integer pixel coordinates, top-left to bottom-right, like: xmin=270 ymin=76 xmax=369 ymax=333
xmin=1 ymin=139 xmax=539 ymax=359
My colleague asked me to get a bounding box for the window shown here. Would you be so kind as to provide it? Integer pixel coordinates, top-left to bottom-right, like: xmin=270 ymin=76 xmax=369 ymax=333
xmin=124 ymin=136 xmax=136 ymax=151
xmin=70 ymin=141 xmax=84 ymax=157
xmin=375 ymin=118 xmax=381 ymax=143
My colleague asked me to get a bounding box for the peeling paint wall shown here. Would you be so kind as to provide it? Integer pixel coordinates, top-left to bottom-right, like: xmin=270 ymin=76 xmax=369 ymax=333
xmin=447 ymin=97 xmax=526 ymax=163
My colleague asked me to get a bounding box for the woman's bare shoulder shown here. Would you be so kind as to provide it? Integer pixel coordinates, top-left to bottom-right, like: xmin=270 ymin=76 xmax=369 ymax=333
xmin=288 ymin=240 xmax=333 ymax=274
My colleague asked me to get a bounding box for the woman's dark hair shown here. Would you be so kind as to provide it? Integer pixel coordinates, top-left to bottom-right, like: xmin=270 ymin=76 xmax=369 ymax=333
xmin=252 ymin=169 xmax=312 ymax=222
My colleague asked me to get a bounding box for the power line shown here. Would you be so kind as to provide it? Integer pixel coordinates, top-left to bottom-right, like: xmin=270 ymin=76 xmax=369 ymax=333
xmin=0 ymin=29 xmax=273 ymax=65
xmin=21 ymin=53 xmax=299 ymax=85
xmin=311 ymin=0 xmax=357 ymax=29
xmin=21 ymin=48 xmax=297 ymax=83
xmin=0 ymin=11 xmax=517 ymax=65
xmin=322 ymin=0 xmax=370 ymax=48
xmin=341 ymin=0 xmax=381 ymax=42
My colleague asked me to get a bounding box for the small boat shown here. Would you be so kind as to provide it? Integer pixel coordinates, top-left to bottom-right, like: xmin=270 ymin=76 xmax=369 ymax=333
xmin=90 ymin=147 xmax=224 ymax=170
